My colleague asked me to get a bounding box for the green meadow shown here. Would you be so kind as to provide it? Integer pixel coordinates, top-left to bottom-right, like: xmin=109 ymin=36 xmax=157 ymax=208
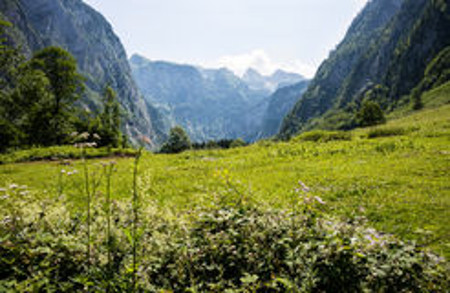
xmin=1 ymin=100 xmax=449 ymax=259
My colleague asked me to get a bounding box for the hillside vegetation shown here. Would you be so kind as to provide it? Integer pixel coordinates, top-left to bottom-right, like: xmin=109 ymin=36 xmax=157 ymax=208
xmin=0 ymin=0 xmax=164 ymax=146
xmin=280 ymin=0 xmax=450 ymax=138
xmin=1 ymin=85 xmax=449 ymax=245
xmin=0 ymin=91 xmax=449 ymax=290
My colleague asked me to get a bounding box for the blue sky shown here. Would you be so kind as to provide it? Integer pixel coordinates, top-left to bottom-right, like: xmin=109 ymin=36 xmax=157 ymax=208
xmin=83 ymin=0 xmax=368 ymax=78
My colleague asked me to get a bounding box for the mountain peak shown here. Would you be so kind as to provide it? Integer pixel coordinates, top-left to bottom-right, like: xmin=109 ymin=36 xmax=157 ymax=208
xmin=242 ymin=67 xmax=305 ymax=93
xmin=243 ymin=68 xmax=264 ymax=79
xmin=130 ymin=54 xmax=150 ymax=65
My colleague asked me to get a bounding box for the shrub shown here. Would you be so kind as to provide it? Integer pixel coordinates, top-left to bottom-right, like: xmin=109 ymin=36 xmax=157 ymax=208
xmin=147 ymin=206 xmax=449 ymax=292
xmin=160 ymin=126 xmax=191 ymax=154
xmin=295 ymin=130 xmax=352 ymax=143
xmin=230 ymin=138 xmax=247 ymax=148
xmin=0 ymin=146 xmax=136 ymax=164
xmin=356 ymin=101 xmax=386 ymax=127
xmin=1 ymin=182 xmax=447 ymax=292
xmin=367 ymin=127 xmax=407 ymax=138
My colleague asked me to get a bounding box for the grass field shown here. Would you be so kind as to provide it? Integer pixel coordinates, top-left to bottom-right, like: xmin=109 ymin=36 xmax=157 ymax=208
xmin=1 ymin=103 xmax=449 ymax=259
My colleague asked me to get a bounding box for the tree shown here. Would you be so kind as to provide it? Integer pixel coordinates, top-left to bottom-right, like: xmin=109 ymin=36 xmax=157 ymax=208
xmin=98 ymin=86 xmax=122 ymax=148
xmin=29 ymin=47 xmax=84 ymax=144
xmin=230 ymin=138 xmax=246 ymax=148
xmin=0 ymin=20 xmax=26 ymax=151
xmin=355 ymin=101 xmax=386 ymax=127
xmin=14 ymin=67 xmax=54 ymax=146
xmin=411 ymin=88 xmax=424 ymax=110
xmin=160 ymin=126 xmax=191 ymax=153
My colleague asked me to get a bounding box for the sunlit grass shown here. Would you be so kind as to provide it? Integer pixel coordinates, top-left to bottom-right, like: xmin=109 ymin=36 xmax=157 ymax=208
xmin=1 ymin=104 xmax=449 ymax=258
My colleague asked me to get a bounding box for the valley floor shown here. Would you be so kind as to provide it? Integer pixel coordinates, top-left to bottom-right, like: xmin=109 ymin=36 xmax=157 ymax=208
xmin=1 ymin=103 xmax=449 ymax=258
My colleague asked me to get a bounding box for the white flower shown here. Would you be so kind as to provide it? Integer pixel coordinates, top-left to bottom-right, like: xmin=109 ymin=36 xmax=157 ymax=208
xmin=79 ymin=132 xmax=90 ymax=140
xmin=314 ymin=196 xmax=326 ymax=205
xmin=298 ymin=180 xmax=310 ymax=192
xmin=1 ymin=216 xmax=12 ymax=224
xmin=9 ymin=184 xmax=18 ymax=189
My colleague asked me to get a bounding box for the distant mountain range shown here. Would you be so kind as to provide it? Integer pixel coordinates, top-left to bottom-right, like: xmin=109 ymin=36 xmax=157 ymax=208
xmin=242 ymin=68 xmax=304 ymax=95
xmin=130 ymin=54 xmax=306 ymax=142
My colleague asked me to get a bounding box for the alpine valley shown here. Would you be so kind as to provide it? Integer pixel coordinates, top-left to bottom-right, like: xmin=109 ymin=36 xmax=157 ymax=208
xmin=130 ymin=54 xmax=305 ymax=142
xmin=0 ymin=0 xmax=449 ymax=291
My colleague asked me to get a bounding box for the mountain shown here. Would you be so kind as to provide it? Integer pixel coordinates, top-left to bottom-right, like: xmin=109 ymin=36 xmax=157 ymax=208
xmin=258 ymin=80 xmax=310 ymax=139
xmin=242 ymin=68 xmax=304 ymax=94
xmin=0 ymin=0 xmax=164 ymax=147
xmin=130 ymin=54 xmax=272 ymax=142
xmin=279 ymin=0 xmax=450 ymax=138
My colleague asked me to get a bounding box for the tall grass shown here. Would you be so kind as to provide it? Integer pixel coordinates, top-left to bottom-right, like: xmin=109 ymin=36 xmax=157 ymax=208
xmin=104 ymin=161 xmax=115 ymax=291
xmin=132 ymin=148 xmax=142 ymax=292
xmin=0 ymin=158 xmax=448 ymax=291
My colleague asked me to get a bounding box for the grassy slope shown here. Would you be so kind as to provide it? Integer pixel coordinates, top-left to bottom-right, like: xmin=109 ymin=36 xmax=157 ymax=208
xmin=1 ymin=103 xmax=449 ymax=257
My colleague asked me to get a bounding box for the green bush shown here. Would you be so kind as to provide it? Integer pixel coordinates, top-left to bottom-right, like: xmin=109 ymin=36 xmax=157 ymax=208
xmin=160 ymin=126 xmax=192 ymax=154
xmin=229 ymin=138 xmax=247 ymax=148
xmin=356 ymin=101 xmax=386 ymax=127
xmin=0 ymin=146 xmax=136 ymax=164
xmin=367 ymin=127 xmax=407 ymax=138
xmin=1 ymin=183 xmax=447 ymax=292
xmin=295 ymin=130 xmax=352 ymax=143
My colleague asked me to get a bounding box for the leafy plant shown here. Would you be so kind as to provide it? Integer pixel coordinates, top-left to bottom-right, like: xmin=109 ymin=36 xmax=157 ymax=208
xmin=367 ymin=126 xmax=407 ymax=138
xmin=294 ymin=130 xmax=352 ymax=143
xmin=355 ymin=101 xmax=386 ymax=127
xmin=160 ymin=126 xmax=192 ymax=154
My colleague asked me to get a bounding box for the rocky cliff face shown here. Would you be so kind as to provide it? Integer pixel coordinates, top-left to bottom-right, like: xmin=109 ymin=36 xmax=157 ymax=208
xmin=279 ymin=0 xmax=450 ymax=138
xmin=279 ymin=0 xmax=404 ymax=137
xmin=0 ymin=0 xmax=164 ymax=147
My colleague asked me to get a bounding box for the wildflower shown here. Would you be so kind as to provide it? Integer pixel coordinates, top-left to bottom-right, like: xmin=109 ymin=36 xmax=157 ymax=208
xmin=93 ymin=133 xmax=101 ymax=140
xmin=298 ymin=180 xmax=310 ymax=192
xmin=79 ymin=132 xmax=90 ymax=140
xmin=314 ymin=196 xmax=326 ymax=205
xmin=0 ymin=188 xmax=6 ymax=192
xmin=9 ymin=183 xmax=18 ymax=189
xmin=1 ymin=216 xmax=12 ymax=225
xmin=74 ymin=142 xmax=97 ymax=148
xmin=70 ymin=131 xmax=79 ymax=137
xmin=61 ymin=169 xmax=66 ymax=174
xmin=0 ymin=194 xmax=9 ymax=200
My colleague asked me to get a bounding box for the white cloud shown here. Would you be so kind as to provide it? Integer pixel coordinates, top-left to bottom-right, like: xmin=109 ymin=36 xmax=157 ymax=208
xmin=208 ymin=49 xmax=317 ymax=78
